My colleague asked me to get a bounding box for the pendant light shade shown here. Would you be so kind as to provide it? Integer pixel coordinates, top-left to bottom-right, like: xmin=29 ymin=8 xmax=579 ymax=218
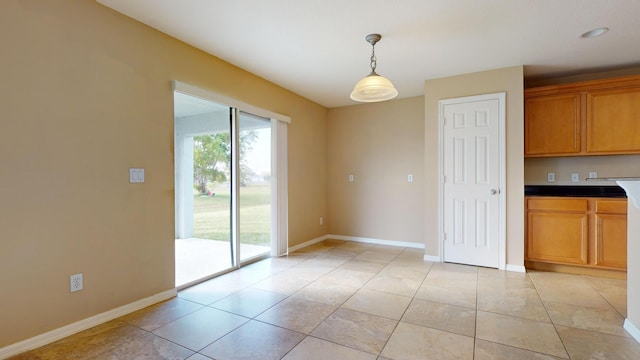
xmin=350 ymin=73 xmax=398 ymax=102
xmin=350 ymin=34 xmax=398 ymax=103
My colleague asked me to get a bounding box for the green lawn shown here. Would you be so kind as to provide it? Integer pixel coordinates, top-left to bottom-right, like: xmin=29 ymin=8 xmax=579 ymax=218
xmin=193 ymin=184 xmax=271 ymax=246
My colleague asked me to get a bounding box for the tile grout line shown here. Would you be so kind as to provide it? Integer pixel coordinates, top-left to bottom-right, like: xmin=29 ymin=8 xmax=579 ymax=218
xmin=580 ymin=274 xmax=628 ymax=320
xmin=210 ymin=243 xmax=383 ymax=358
xmin=375 ymin=250 xmax=435 ymax=358
xmin=528 ymin=273 xmax=572 ymax=359
xmin=299 ymin=246 xmax=406 ymax=358
xmin=175 ymin=253 xmax=330 ymax=358
xmin=271 ymin=243 xmax=396 ymax=359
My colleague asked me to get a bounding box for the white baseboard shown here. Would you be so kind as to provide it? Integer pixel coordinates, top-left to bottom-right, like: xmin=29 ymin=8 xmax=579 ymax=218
xmin=419 ymin=259 xmax=526 ymax=272
xmin=287 ymin=234 xmax=330 ymax=253
xmin=624 ymin=319 xmax=640 ymax=344
xmin=506 ymin=264 xmax=527 ymax=273
xmin=423 ymin=255 xmax=441 ymax=262
xmin=288 ymin=234 xmax=425 ymax=254
xmin=328 ymin=234 xmax=425 ymax=249
xmin=0 ymin=289 xmax=177 ymax=359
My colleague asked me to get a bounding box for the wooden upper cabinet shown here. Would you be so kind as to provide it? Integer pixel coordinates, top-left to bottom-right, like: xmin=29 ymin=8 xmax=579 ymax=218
xmin=587 ymin=87 xmax=640 ymax=154
xmin=525 ymin=75 xmax=640 ymax=157
xmin=525 ymin=94 xmax=582 ymax=156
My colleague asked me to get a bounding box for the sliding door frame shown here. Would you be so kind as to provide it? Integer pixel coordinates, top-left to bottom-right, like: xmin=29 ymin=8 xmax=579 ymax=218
xmin=173 ymin=81 xmax=290 ymax=263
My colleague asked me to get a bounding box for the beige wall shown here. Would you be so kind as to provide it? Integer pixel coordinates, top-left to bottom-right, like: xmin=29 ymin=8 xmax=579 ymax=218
xmin=0 ymin=0 xmax=327 ymax=347
xmin=525 ymin=155 xmax=640 ymax=185
xmin=327 ymin=97 xmax=425 ymax=244
xmin=424 ymin=66 xmax=525 ymax=266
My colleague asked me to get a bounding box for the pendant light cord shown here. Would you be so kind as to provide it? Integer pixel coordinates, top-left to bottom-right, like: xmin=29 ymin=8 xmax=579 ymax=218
xmin=369 ymin=44 xmax=377 ymax=74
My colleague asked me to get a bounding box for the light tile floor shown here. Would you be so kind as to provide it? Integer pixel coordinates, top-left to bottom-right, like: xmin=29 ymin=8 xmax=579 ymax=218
xmin=10 ymin=239 xmax=640 ymax=359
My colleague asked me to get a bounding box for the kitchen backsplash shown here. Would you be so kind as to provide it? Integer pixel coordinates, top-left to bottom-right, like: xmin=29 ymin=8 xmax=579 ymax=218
xmin=525 ymin=154 xmax=640 ymax=185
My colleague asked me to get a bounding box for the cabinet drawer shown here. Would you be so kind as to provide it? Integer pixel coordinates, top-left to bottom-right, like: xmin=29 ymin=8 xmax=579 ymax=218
xmin=527 ymin=198 xmax=588 ymax=212
xmin=595 ymin=200 xmax=627 ymax=214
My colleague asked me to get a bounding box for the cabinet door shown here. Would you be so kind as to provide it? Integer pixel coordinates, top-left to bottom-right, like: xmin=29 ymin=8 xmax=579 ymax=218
xmin=527 ymin=211 xmax=588 ymax=264
xmin=525 ymin=94 xmax=582 ymax=156
xmin=587 ymin=87 xmax=640 ymax=154
xmin=594 ymin=214 xmax=627 ymax=269
xmin=594 ymin=200 xmax=627 ymax=269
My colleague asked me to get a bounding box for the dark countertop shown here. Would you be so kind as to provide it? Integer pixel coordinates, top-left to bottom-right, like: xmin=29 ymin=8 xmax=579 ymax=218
xmin=525 ymin=185 xmax=627 ymax=198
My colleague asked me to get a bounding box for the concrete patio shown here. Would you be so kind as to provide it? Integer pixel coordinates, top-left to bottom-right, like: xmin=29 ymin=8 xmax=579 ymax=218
xmin=175 ymin=238 xmax=270 ymax=286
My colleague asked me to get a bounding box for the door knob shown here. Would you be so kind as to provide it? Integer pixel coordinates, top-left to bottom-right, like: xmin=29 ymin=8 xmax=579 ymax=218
xmin=490 ymin=189 xmax=498 ymax=195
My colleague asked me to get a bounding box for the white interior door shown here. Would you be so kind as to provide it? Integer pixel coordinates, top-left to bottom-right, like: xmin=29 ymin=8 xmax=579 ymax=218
xmin=440 ymin=93 xmax=505 ymax=269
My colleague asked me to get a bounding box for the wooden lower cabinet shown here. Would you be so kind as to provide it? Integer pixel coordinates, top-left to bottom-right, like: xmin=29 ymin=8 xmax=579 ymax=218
xmin=526 ymin=196 xmax=627 ymax=271
xmin=595 ymin=200 xmax=627 ymax=269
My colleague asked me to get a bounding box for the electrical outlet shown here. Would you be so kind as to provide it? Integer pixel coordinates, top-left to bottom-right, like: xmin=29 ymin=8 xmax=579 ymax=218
xmin=408 ymin=174 xmax=413 ymax=183
xmin=319 ymin=216 xmax=323 ymax=225
xmin=571 ymin=173 xmax=580 ymax=182
xmin=589 ymin=172 xmax=598 ymax=179
xmin=70 ymin=273 xmax=83 ymax=292
xmin=348 ymin=174 xmax=354 ymax=182
xmin=129 ymin=168 xmax=144 ymax=183
xmin=547 ymin=172 xmax=555 ymax=182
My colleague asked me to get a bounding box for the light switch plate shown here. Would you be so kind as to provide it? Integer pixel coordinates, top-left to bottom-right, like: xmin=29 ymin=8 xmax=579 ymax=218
xmin=589 ymin=172 xmax=598 ymax=179
xmin=571 ymin=173 xmax=580 ymax=182
xmin=348 ymin=174 xmax=354 ymax=182
xmin=130 ymin=168 xmax=145 ymax=183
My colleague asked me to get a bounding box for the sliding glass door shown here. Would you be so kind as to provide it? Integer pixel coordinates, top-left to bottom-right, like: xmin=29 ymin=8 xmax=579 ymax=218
xmin=238 ymin=112 xmax=271 ymax=262
xmin=174 ymin=93 xmax=234 ymax=286
xmin=174 ymin=93 xmax=273 ymax=287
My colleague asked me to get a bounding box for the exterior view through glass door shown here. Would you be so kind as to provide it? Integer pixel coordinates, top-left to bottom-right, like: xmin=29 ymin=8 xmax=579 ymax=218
xmin=174 ymin=93 xmax=271 ymax=287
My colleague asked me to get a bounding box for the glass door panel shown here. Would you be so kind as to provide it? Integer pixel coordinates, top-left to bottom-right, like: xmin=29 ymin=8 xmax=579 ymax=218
xmin=174 ymin=90 xmax=276 ymax=287
xmin=174 ymin=92 xmax=233 ymax=286
xmin=238 ymin=112 xmax=271 ymax=262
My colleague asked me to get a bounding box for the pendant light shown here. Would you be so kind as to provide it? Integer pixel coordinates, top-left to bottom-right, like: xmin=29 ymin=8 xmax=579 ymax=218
xmin=350 ymin=33 xmax=398 ymax=102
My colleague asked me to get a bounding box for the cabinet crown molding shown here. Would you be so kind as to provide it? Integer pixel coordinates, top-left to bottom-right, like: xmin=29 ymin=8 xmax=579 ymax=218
xmin=525 ymin=74 xmax=640 ymax=97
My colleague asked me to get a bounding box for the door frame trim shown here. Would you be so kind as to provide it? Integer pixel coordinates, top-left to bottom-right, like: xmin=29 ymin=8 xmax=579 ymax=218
xmin=173 ymin=81 xmax=291 ymax=124
xmin=438 ymin=92 xmax=507 ymax=269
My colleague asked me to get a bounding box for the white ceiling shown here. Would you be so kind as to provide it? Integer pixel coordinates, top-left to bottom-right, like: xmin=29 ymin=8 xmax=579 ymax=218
xmin=97 ymin=0 xmax=640 ymax=108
